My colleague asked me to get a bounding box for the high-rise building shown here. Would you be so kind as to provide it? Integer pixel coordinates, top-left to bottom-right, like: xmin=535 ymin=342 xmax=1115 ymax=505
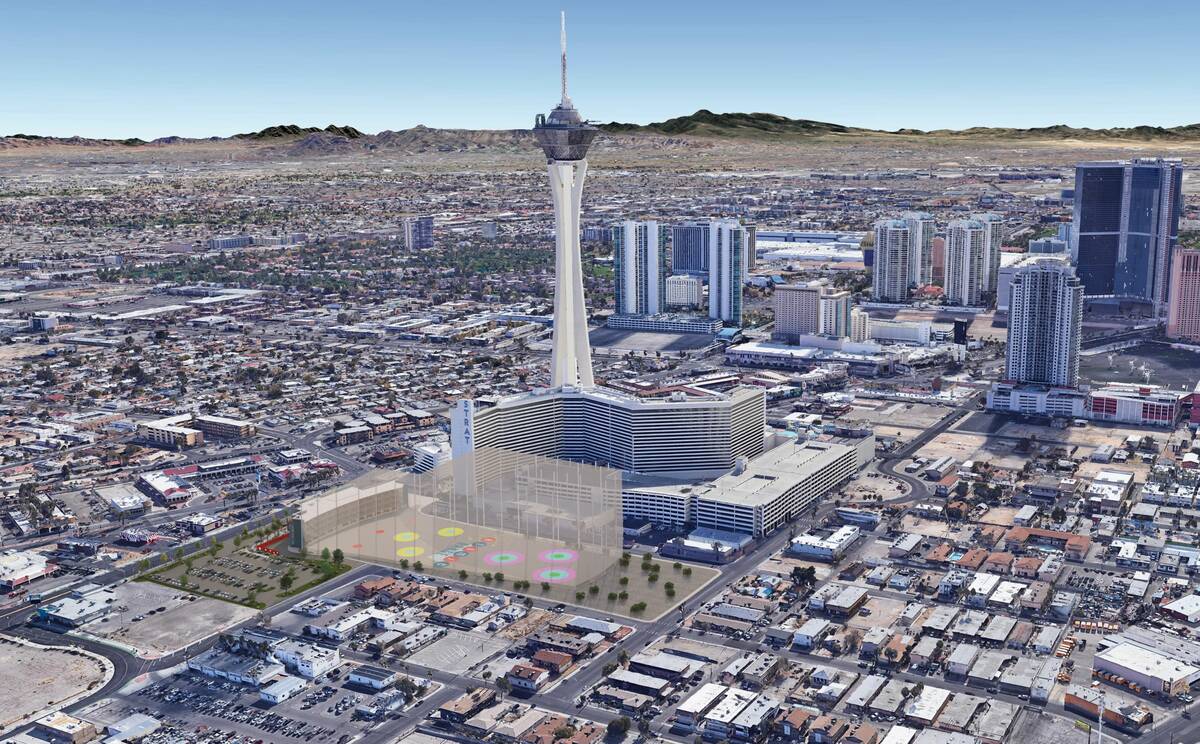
xmin=773 ymin=280 xmax=851 ymax=341
xmin=403 ymin=216 xmax=434 ymax=251
xmin=1005 ymin=257 xmax=1083 ymax=388
xmin=974 ymin=212 xmax=1004 ymax=299
xmin=849 ymin=308 xmax=871 ymax=343
xmin=708 ymin=220 xmax=745 ymax=326
xmin=773 ymin=283 xmax=822 ymax=339
xmin=1072 ymin=158 xmax=1183 ymax=308
xmin=904 ymin=212 xmax=936 ymax=287
xmin=671 ymin=222 xmax=709 ymax=275
xmin=612 ymin=221 xmax=667 ymax=316
xmin=931 ymin=236 xmax=946 ymax=286
xmin=743 ymin=224 xmax=757 ymax=275
xmin=1029 ymin=237 xmax=1067 ymax=254
xmin=872 ymin=219 xmax=911 ymax=302
xmin=665 ymin=275 xmax=703 ymax=309
xmin=533 ymin=14 xmax=598 ymax=388
xmin=820 ymin=289 xmax=851 ymax=338
xmin=944 ymin=219 xmax=987 ymax=307
xmin=1167 ymin=248 xmax=1200 ymax=343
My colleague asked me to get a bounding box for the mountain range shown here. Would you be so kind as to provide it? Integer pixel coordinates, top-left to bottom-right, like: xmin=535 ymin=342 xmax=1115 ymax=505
xmin=5 ymin=110 xmax=1200 ymax=153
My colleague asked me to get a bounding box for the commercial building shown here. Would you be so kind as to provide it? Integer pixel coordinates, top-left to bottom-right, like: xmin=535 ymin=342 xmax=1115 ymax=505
xmin=452 ymin=384 xmax=766 ymax=478
xmin=1004 ymin=257 xmax=1082 ymax=387
xmin=788 ymin=526 xmax=860 ymax=562
xmin=944 ymin=219 xmax=986 ymax=306
xmin=627 ymin=438 xmax=868 ymax=538
xmin=612 ymin=221 xmax=667 ymax=316
xmin=665 ymin=274 xmax=703 ymax=309
xmin=260 ymin=675 xmax=308 ymax=704
xmin=1168 ymin=248 xmax=1200 ymax=342
xmin=1072 ymin=158 xmax=1183 ymax=308
xmin=137 ymin=412 xmax=257 ymax=448
xmin=96 ymin=483 xmax=152 ymax=517
xmin=0 ymin=550 xmax=55 ymax=591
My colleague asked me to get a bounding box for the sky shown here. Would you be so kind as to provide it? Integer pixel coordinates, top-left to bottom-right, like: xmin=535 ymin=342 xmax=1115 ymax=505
xmin=3 ymin=0 xmax=1199 ymax=139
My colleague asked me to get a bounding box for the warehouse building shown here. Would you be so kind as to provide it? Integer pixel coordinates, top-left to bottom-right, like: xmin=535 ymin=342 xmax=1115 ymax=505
xmin=1094 ymin=642 xmax=1200 ymax=696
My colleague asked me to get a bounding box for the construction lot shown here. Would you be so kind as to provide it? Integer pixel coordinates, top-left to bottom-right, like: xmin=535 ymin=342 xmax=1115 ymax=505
xmin=80 ymin=582 xmax=258 ymax=658
xmin=0 ymin=635 xmax=110 ymax=733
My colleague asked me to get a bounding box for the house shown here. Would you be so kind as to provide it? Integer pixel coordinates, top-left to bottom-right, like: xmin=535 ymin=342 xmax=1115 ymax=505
xmin=775 ymin=707 xmax=813 ymax=740
xmin=439 ymin=688 xmax=497 ymax=724
xmin=808 ymin=715 xmax=850 ymax=744
xmin=507 ymin=664 xmax=550 ymax=692
xmin=532 ymin=649 xmax=574 ymax=675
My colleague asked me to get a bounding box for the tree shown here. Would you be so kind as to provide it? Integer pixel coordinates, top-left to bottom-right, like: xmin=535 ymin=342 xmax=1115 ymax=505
xmin=332 ymin=548 xmax=344 ymax=566
xmin=280 ymin=574 xmax=295 ymax=592
xmin=495 ymin=677 xmax=512 ymax=695
xmin=459 ymin=570 xmax=469 ymax=580
xmin=413 ymin=561 xmax=423 ymax=571
xmin=321 ymin=547 xmax=332 ymax=561
xmin=607 ymin=717 xmax=631 ymax=736
xmin=541 ymin=582 xmax=551 ymax=592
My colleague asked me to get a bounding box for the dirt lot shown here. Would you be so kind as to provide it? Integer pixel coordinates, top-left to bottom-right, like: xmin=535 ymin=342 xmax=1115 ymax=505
xmin=80 ymin=581 xmax=258 ymax=658
xmin=0 ymin=635 xmax=110 ymax=732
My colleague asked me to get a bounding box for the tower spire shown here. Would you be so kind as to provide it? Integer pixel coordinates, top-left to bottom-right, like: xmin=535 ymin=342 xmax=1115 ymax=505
xmin=560 ymin=11 xmax=570 ymax=106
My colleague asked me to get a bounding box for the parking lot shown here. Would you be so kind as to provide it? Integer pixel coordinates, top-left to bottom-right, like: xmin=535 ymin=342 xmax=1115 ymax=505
xmin=125 ymin=672 xmax=383 ymax=742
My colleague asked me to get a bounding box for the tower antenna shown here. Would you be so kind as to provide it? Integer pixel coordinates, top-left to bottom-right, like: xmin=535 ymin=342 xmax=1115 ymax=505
xmin=560 ymin=11 xmax=569 ymax=105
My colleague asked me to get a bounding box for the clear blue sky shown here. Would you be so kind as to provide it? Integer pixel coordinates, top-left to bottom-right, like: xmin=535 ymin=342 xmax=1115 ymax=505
xmin=3 ymin=0 xmax=1198 ymax=139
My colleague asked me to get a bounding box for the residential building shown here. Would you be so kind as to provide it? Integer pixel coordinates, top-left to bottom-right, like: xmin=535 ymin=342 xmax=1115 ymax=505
xmin=708 ymin=220 xmax=746 ymax=326
xmin=612 ymin=221 xmax=667 ymax=316
xmin=975 ymin=212 xmax=1004 ymax=299
xmin=944 ymin=219 xmax=987 ymax=306
xmin=403 ymin=216 xmax=434 ymax=251
xmin=872 ymin=219 xmax=911 ymax=302
xmin=665 ymin=274 xmax=703 ymax=309
xmin=849 ymin=308 xmax=870 ymax=343
xmin=1004 ymin=257 xmax=1083 ymax=387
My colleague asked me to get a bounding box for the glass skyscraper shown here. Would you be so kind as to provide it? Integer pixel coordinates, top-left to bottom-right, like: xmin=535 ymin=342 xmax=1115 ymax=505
xmin=1072 ymin=158 xmax=1183 ymax=310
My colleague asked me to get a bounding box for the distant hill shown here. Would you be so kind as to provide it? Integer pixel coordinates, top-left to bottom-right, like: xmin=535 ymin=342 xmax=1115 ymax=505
xmin=6 ymin=113 xmax=1200 ymax=154
xmin=600 ymin=109 xmax=1200 ymax=141
xmin=600 ymin=109 xmax=860 ymax=138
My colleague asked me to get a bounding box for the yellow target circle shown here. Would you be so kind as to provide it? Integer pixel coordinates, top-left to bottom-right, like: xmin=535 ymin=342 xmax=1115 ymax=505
xmin=394 ymin=531 xmax=419 ymax=542
xmin=396 ymin=546 xmax=425 ymax=558
xmin=437 ymin=527 xmax=465 ymax=538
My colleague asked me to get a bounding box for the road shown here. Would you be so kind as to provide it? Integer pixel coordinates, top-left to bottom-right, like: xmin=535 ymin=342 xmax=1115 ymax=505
xmin=876 ymin=390 xmax=985 ymax=504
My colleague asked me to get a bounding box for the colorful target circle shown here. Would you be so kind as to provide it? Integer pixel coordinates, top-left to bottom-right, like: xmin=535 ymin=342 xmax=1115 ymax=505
xmin=484 ymin=551 xmax=524 ymax=567
xmin=434 ymin=561 xmax=450 ymax=569
xmin=394 ymin=531 xmax=420 ymax=543
xmin=481 ymin=537 xmax=496 ymax=544
xmin=396 ymin=546 xmax=425 ymax=558
xmin=538 ymin=549 xmax=579 ymax=563
xmin=536 ymin=567 xmax=576 ymax=583
xmin=438 ymin=527 xmax=465 ymax=538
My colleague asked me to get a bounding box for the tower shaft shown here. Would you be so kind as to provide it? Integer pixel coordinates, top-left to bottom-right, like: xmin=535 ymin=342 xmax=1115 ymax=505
xmin=548 ymin=160 xmax=594 ymax=388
